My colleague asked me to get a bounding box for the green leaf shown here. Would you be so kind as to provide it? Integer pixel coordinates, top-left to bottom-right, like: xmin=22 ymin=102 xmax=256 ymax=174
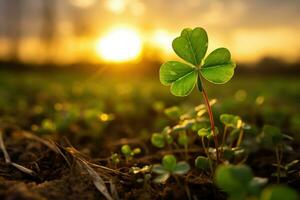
xmin=260 ymin=185 xmax=299 ymax=200
xmin=152 ymin=164 xmax=167 ymax=174
xmin=153 ymin=173 xmax=170 ymax=184
xmin=172 ymin=27 xmax=208 ymax=66
xmin=195 ymin=156 xmax=210 ymax=171
xmin=220 ymin=114 xmax=242 ymax=128
xmin=247 ymin=177 xmax=267 ymax=197
xmin=160 ymin=61 xmax=195 ymax=85
xmin=151 ymin=133 xmax=165 ymax=148
xmin=171 ymin=70 xmax=197 ymax=97
xmin=197 ymin=127 xmax=218 ymax=140
xmin=165 ymin=134 xmax=173 ymax=144
xmin=162 ymin=155 xmax=177 ymax=172
xmin=262 ymin=125 xmax=283 ymax=146
xmin=164 ymin=106 xmax=181 ymax=119
xmin=198 ymin=128 xmax=210 ymax=137
xmin=215 ymin=165 xmax=253 ymax=195
xmin=173 ymin=161 xmax=190 ymax=175
xmin=160 ymin=61 xmax=197 ymax=96
xmin=121 ymin=145 xmax=132 ymax=157
xmin=200 ymin=48 xmax=236 ymax=84
xmin=178 ymin=132 xmax=188 ymax=146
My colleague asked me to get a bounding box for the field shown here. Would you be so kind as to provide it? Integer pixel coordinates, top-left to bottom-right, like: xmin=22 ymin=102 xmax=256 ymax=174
xmin=0 ymin=69 xmax=300 ymax=199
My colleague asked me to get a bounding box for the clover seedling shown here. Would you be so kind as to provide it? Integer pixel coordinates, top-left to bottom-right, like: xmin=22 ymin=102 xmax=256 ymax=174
xmin=121 ymin=144 xmax=141 ymax=163
xmin=215 ymin=164 xmax=267 ymax=200
xmin=110 ymin=153 xmax=120 ymax=167
xmin=160 ymin=27 xmax=236 ymax=162
xmin=195 ymin=156 xmax=211 ymax=171
xmin=152 ymin=154 xmax=190 ymax=184
xmin=260 ymin=125 xmax=287 ymax=182
xmin=151 ymin=127 xmax=173 ymax=148
xmin=220 ymin=114 xmax=245 ymax=147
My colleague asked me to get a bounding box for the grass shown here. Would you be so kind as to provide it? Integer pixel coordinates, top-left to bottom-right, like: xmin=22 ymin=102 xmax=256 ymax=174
xmin=0 ymin=69 xmax=299 ymax=199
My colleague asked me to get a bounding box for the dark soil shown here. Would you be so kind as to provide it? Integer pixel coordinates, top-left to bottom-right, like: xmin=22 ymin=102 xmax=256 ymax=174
xmin=0 ymin=126 xmax=299 ymax=200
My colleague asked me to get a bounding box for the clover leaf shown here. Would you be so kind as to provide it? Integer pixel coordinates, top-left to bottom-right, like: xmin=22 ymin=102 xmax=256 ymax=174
xmin=159 ymin=27 xmax=236 ymax=97
xmin=160 ymin=61 xmax=197 ymax=96
xmin=220 ymin=114 xmax=242 ymax=129
xmin=215 ymin=164 xmax=267 ymax=200
xmin=152 ymin=155 xmax=190 ymax=184
xmin=195 ymin=156 xmax=210 ymax=171
xmin=260 ymin=185 xmax=299 ymax=200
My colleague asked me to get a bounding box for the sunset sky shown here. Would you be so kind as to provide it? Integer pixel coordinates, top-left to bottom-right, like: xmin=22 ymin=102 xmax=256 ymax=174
xmin=0 ymin=0 xmax=299 ymax=64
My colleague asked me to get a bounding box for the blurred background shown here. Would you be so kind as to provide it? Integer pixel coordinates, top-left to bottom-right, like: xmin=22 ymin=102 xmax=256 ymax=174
xmin=0 ymin=0 xmax=300 ymax=68
xmin=0 ymin=0 xmax=299 ymax=145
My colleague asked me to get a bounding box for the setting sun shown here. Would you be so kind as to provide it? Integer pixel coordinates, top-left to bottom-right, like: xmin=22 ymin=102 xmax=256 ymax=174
xmin=95 ymin=27 xmax=142 ymax=62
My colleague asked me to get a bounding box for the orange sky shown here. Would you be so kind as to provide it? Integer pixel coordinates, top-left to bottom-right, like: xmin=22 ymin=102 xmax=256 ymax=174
xmin=0 ymin=0 xmax=299 ymax=64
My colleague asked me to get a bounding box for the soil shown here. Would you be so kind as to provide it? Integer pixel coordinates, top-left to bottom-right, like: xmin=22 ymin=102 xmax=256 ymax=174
xmin=0 ymin=127 xmax=299 ymax=200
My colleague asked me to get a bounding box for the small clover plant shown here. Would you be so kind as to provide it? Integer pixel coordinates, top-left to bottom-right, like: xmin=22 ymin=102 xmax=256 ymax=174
xmin=259 ymin=125 xmax=294 ymax=183
xmin=195 ymin=156 xmax=211 ymax=171
xmin=151 ymin=127 xmax=173 ymax=148
xmin=159 ymin=27 xmax=236 ymax=162
xmin=260 ymin=125 xmax=284 ymax=183
xmin=215 ymin=164 xmax=267 ymax=200
xmin=121 ymin=144 xmax=141 ymax=163
xmin=152 ymin=154 xmax=190 ymax=184
xmin=272 ymin=160 xmax=299 ymax=178
xmin=220 ymin=114 xmax=248 ymax=150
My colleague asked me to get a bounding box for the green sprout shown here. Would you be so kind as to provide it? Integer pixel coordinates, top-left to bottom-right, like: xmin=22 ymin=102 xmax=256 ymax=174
xmin=220 ymin=114 xmax=245 ymax=150
xmin=197 ymin=127 xmax=217 ymax=173
xmin=272 ymin=160 xmax=299 ymax=179
xmin=164 ymin=106 xmax=182 ymax=119
xmin=152 ymin=154 xmax=190 ymax=184
xmin=151 ymin=127 xmax=173 ymax=148
xmin=159 ymin=27 xmax=236 ymax=162
xmin=110 ymin=153 xmax=120 ymax=167
xmin=215 ymin=164 xmax=267 ymax=200
xmin=195 ymin=156 xmax=211 ymax=171
xmin=260 ymin=125 xmax=284 ymax=183
xmin=121 ymin=144 xmax=141 ymax=163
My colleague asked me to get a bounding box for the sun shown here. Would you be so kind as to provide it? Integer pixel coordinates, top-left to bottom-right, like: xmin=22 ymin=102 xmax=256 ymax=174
xmin=95 ymin=27 xmax=142 ymax=63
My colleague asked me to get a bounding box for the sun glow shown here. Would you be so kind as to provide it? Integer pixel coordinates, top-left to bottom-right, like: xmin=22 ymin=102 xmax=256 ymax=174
xmin=95 ymin=27 xmax=142 ymax=63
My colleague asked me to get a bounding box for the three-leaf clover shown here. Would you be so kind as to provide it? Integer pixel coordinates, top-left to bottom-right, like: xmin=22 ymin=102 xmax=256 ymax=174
xmin=152 ymin=154 xmax=190 ymax=183
xmin=160 ymin=27 xmax=236 ymax=96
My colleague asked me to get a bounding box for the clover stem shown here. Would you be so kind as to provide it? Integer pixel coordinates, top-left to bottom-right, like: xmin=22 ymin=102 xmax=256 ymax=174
xmin=275 ymin=145 xmax=281 ymax=183
xmin=201 ymin=88 xmax=220 ymax=163
xmin=221 ymin=125 xmax=228 ymax=154
xmin=201 ymin=136 xmax=214 ymax=174
xmin=236 ymin=128 xmax=244 ymax=147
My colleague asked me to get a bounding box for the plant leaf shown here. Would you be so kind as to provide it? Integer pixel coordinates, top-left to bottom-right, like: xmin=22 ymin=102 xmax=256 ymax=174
xmin=152 ymin=164 xmax=167 ymax=174
xmin=200 ymin=48 xmax=236 ymax=84
xmin=195 ymin=156 xmax=210 ymax=171
xmin=160 ymin=61 xmax=197 ymax=96
xmin=172 ymin=27 xmax=208 ymax=66
xmin=260 ymin=185 xmax=299 ymax=200
xmin=160 ymin=61 xmax=195 ymax=86
xmin=170 ymin=70 xmax=197 ymax=97
xmin=162 ymin=155 xmax=177 ymax=172
xmin=154 ymin=172 xmax=170 ymax=184
xmin=173 ymin=161 xmax=190 ymax=175
xmin=151 ymin=133 xmax=165 ymax=148
xmin=262 ymin=125 xmax=283 ymax=146
xmin=220 ymin=114 xmax=242 ymax=128
xmin=215 ymin=164 xmax=253 ymax=194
